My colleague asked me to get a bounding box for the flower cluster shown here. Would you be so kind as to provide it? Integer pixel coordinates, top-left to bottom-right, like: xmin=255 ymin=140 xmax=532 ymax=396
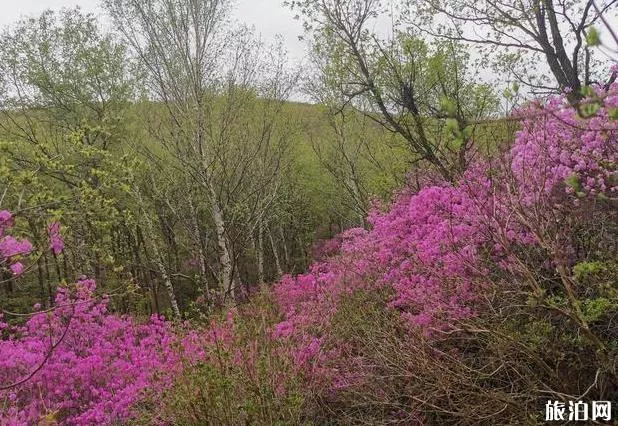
xmin=0 ymin=211 xmax=33 ymax=276
xmin=0 ymin=279 xmax=204 ymax=425
xmin=1 ymin=84 xmax=616 ymax=423
xmin=47 ymin=221 xmax=65 ymax=255
xmin=511 ymin=87 xmax=617 ymax=203
xmin=270 ymin=83 xmax=618 ymax=388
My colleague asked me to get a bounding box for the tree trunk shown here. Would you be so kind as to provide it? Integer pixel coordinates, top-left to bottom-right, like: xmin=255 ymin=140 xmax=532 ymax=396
xmin=43 ymin=252 xmax=53 ymax=306
xmin=268 ymin=224 xmax=283 ymax=278
xmin=257 ymin=221 xmax=265 ymax=285
xmin=152 ymin=248 xmax=181 ymax=319
xmin=209 ymin=186 xmax=234 ymax=299
xmin=140 ymin=200 xmax=181 ymax=319
xmin=188 ymin=194 xmax=209 ymax=292
xmin=37 ymin=256 xmax=46 ymax=307
xmin=279 ymin=226 xmax=289 ymax=269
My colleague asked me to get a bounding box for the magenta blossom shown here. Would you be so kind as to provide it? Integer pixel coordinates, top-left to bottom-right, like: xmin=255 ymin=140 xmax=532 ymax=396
xmin=0 ymin=210 xmax=33 ymax=277
xmin=0 ymin=280 xmax=205 ymax=425
xmin=9 ymin=261 xmax=24 ymax=275
xmin=0 ymin=210 xmax=12 ymax=228
xmin=47 ymin=221 xmax=64 ymax=255
xmin=270 ymin=82 xmax=618 ymax=390
xmin=0 ymin=236 xmax=33 ymax=259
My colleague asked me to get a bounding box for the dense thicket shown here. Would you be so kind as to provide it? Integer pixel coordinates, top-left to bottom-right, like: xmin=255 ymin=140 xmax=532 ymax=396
xmin=0 ymin=0 xmax=616 ymax=425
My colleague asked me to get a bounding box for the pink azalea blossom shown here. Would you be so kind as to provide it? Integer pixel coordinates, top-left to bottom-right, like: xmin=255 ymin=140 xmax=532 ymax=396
xmin=9 ymin=261 xmax=24 ymax=275
xmin=47 ymin=222 xmax=64 ymax=255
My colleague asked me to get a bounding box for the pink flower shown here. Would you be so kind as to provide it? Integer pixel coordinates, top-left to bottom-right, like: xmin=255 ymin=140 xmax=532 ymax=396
xmin=0 ymin=237 xmax=33 ymax=258
xmin=0 ymin=278 xmax=206 ymax=425
xmin=0 ymin=210 xmax=12 ymax=225
xmin=47 ymin=221 xmax=64 ymax=255
xmin=9 ymin=262 xmax=24 ymax=275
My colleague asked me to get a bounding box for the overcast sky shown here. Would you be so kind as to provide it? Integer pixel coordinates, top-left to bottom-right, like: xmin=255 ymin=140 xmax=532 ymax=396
xmin=0 ymin=0 xmax=308 ymax=63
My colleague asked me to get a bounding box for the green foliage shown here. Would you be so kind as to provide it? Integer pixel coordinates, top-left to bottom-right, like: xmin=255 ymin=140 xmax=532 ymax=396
xmin=0 ymin=7 xmax=144 ymax=313
xmin=296 ymin=0 xmax=499 ymax=179
xmin=586 ymin=26 xmax=601 ymax=47
xmin=573 ymin=261 xmax=609 ymax=280
xmin=565 ymin=173 xmax=582 ymax=191
xmin=581 ymin=297 xmax=617 ymax=323
xmin=579 ymin=100 xmax=601 ymax=118
xmin=151 ymin=293 xmax=310 ymax=425
xmin=0 ymin=8 xmax=135 ymax=147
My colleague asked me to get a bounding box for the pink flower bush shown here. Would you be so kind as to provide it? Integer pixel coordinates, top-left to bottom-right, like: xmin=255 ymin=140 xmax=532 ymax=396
xmin=272 ymin=181 xmax=490 ymax=380
xmin=511 ymin=88 xmax=618 ymax=204
xmin=47 ymin=221 xmax=65 ymax=255
xmin=0 ymin=211 xmax=33 ymax=275
xmin=271 ymin=83 xmax=618 ymax=388
xmin=0 ymin=237 xmax=33 ymax=259
xmin=0 ymin=83 xmax=616 ymax=423
xmin=0 ymin=210 xmax=13 ymax=226
xmin=311 ymin=236 xmax=344 ymax=262
xmin=9 ymin=262 xmax=24 ymax=276
xmin=0 ymin=279 xmax=204 ymax=425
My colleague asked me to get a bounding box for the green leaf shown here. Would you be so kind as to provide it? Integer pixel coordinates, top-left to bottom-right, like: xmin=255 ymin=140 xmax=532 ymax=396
xmin=580 ymin=102 xmax=600 ymax=118
xmin=564 ymin=173 xmax=581 ymax=191
xmin=580 ymin=85 xmax=595 ymax=98
xmin=586 ymin=27 xmax=601 ymax=47
xmin=445 ymin=118 xmax=459 ymax=133
xmin=581 ymin=297 xmax=617 ymax=323
xmin=462 ymin=125 xmax=473 ymax=139
xmin=439 ymin=96 xmax=456 ymax=116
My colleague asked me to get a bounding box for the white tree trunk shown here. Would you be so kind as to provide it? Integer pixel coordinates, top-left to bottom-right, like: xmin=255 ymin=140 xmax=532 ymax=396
xmin=188 ymin=194 xmax=209 ymax=292
xmin=140 ymin=198 xmax=181 ymax=319
xmin=279 ymin=226 xmax=289 ymax=269
xmin=153 ymin=250 xmax=181 ymax=319
xmin=268 ymin=225 xmax=283 ymax=278
xmin=209 ymin=186 xmax=234 ymax=299
xmin=257 ymin=221 xmax=265 ymax=285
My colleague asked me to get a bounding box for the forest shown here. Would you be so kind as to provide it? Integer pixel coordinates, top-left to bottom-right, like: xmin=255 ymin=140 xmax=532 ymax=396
xmin=0 ymin=0 xmax=616 ymax=424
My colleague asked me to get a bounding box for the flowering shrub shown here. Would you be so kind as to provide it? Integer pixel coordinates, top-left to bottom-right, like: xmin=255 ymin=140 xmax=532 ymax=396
xmin=154 ymin=292 xmax=308 ymax=426
xmin=271 ymin=182 xmax=495 ymax=393
xmin=511 ymin=88 xmax=618 ymax=203
xmin=270 ymin=84 xmax=618 ymax=416
xmin=310 ymin=235 xmax=344 ymax=262
xmin=0 ymin=279 xmax=204 ymax=425
xmin=47 ymin=221 xmax=65 ymax=255
xmin=1 ymin=84 xmax=617 ymax=424
xmin=0 ymin=211 xmax=33 ymax=276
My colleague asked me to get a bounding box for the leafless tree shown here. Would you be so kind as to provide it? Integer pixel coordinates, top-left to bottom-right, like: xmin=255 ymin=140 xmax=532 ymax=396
xmin=288 ymin=0 xmax=498 ymax=180
xmin=413 ymin=0 xmax=618 ymax=103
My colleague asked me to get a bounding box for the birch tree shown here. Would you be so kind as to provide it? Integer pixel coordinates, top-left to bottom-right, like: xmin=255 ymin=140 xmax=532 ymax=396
xmin=105 ymin=0 xmax=296 ymax=299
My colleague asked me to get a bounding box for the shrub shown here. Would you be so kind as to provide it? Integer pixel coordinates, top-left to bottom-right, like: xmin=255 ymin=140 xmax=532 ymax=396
xmin=0 ymin=279 xmax=203 ymax=425
xmin=1 ymin=83 xmax=616 ymax=425
xmin=150 ymin=291 xmax=311 ymax=425
xmin=269 ymin=84 xmax=618 ymax=424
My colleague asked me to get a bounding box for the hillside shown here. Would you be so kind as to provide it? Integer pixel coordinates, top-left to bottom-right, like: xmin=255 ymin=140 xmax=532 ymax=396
xmin=1 ymin=1 xmax=617 ymax=424
xmin=2 ymin=86 xmax=617 ymax=424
